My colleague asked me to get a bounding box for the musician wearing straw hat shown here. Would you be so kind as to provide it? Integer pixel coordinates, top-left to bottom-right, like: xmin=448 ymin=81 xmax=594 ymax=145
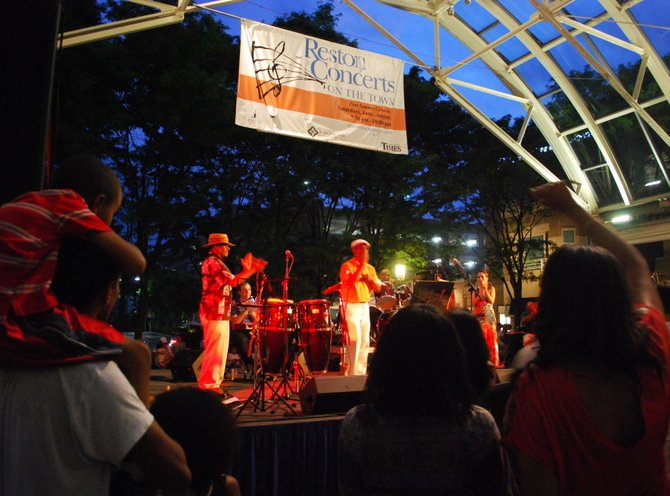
xmin=340 ymin=239 xmax=382 ymax=375
xmin=199 ymin=233 xmax=266 ymax=394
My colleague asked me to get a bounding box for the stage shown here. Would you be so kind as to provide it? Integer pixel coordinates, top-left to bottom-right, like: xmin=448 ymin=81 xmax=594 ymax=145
xmin=150 ymin=370 xmax=344 ymax=496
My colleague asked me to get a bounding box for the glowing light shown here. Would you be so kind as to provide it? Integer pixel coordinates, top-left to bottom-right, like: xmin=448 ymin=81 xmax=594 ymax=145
xmin=432 ymin=258 xmax=442 ymax=265
xmin=464 ymin=261 xmax=476 ymax=268
xmin=431 ymin=236 xmax=442 ymax=244
xmin=464 ymin=239 xmax=478 ymax=247
xmin=394 ymin=263 xmax=406 ymax=280
xmin=645 ymin=180 xmax=661 ymax=187
xmin=611 ymin=214 xmax=632 ymax=224
xmin=134 ymin=276 xmax=141 ymax=282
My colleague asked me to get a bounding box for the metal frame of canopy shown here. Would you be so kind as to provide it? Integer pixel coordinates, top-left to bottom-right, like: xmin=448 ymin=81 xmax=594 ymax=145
xmin=59 ymin=0 xmax=670 ymax=215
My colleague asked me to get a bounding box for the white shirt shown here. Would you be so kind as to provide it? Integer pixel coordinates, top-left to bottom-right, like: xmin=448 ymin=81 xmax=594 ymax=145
xmin=0 ymin=361 xmax=154 ymax=495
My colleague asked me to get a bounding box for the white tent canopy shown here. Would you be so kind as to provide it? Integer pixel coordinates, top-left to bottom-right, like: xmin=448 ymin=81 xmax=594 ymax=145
xmin=61 ymin=0 xmax=670 ymax=215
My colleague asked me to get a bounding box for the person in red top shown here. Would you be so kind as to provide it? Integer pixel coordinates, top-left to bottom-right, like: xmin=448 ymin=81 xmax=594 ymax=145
xmin=471 ymin=271 xmax=498 ymax=367
xmin=504 ymin=182 xmax=670 ymax=496
xmin=198 ymin=233 xmax=265 ymax=393
xmin=0 ymin=155 xmax=149 ymax=399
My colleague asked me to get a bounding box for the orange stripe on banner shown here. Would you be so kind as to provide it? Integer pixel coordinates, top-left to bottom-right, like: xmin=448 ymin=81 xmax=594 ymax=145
xmin=237 ymin=74 xmax=406 ymax=132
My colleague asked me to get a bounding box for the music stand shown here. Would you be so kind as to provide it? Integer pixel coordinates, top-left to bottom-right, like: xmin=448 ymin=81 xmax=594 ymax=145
xmin=412 ymin=280 xmax=455 ymax=309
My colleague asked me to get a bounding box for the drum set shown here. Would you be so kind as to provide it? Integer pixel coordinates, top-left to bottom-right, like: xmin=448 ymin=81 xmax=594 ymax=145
xmin=368 ymin=285 xmax=412 ymax=344
xmin=235 ymin=295 xmax=334 ymax=416
xmin=256 ymin=297 xmax=333 ymax=376
xmin=235 ymin=252 xmax=417 ymax=416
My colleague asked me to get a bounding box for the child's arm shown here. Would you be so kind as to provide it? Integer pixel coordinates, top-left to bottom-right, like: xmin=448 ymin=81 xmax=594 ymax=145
xmin=87 ymin=231 xmax=146 ymax=275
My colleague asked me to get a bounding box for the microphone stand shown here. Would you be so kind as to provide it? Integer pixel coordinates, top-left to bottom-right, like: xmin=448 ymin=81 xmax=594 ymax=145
xmin=451 ymin=258 xmax=482 ymax=312
xmin=276 ymin=250 xmax=306 ymax=400
xmin=236 ymin=269 xmax=297 ymax=417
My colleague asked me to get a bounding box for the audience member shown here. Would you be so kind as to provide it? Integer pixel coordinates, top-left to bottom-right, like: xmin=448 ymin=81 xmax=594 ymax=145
xmin=150 ymin=388 xmax=241 ymax=496
xmin=50 ymin=236 xmax=151 ymax=404
xmin=447 ymin=308 xmax=514 ymax=429
xmin=447 ymin=308 xmax=494 ymax=396
xmin=0 ymin=155 xmax=146 ymax=374
xmin=0 ymin=239 xmax=190 ymax=495
xmin=338 ymin=304 xmax=510 ymax=496
xmin=504 ymin=182 xmax=670 ymax=495
xmin=230 ymin=281 xmax=256 ymax=377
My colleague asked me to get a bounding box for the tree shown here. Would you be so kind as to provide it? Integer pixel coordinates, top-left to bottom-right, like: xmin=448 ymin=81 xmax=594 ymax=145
xmin=420 ymin=113 xmax=553 ymax=322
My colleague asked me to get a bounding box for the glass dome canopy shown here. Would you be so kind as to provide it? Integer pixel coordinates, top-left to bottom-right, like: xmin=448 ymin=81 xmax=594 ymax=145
xmin=60 ymin=0 xmax=670 ymax=213
xmin=366 ymin=0 xmax=670 ymax=212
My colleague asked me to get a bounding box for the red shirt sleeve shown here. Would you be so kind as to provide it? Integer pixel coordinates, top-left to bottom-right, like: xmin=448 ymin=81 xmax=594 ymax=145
xmin=634 ymin=305 xmax=670 ymax=380
xmin=52 ymin=190 xmax=112 ymax=238
xmin=503 ymin=368 xmax=556 ymax=470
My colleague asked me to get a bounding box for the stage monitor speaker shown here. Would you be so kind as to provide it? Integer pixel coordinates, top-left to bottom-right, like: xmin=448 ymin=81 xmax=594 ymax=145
xmin=169 ymin=349 xmax=203 ymax=382
xmin=299 ymin=375 xmax=366 ymax=415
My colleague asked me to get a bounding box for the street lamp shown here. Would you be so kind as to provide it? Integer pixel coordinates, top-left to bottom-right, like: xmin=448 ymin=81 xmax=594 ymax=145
xmin=394 ymin=263 xmax=406 ymax=280
xmin=431 ymin=236 xmax=442 ymax=244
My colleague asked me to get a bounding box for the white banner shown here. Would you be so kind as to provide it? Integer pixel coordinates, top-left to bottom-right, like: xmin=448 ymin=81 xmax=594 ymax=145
xmin=235 ymin=20 xmax=408 ymax=155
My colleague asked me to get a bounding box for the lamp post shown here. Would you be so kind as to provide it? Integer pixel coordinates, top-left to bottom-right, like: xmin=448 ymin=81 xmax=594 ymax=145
xmin=394 ymin=263 xmax=406 ymax=281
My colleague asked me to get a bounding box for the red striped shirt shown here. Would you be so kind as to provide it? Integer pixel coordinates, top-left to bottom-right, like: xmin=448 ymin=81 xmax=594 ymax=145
xmin=199 ymin=255 xmax=234 ymax=320
xmin=0 ymin=189 xmax=112 ymax=323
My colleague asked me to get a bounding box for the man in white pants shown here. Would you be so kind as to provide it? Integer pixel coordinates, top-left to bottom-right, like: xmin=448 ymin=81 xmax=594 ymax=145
xmin=198 ymin=233 xmax=264 ymax=394
xmin=339 ymin=239 xmax=382 ymax=375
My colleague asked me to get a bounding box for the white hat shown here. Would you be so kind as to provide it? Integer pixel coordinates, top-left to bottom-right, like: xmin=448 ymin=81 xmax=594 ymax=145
xmin=350 ymin=239 xmax=371 ymax=249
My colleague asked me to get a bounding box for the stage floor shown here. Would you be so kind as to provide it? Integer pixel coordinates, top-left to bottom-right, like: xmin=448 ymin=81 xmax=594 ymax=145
xmin=149 ymin=368 xmax=342 ymax=421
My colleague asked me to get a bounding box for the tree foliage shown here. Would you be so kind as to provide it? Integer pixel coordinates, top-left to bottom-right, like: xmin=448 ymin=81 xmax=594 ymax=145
xmin=58 ymin=0 xmax=635 ymax=333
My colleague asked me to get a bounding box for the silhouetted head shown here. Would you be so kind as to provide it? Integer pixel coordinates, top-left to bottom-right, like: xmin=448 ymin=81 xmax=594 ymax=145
xmin=536 ymin=244 xmax=654 ymax=373
xmin=51 ymin=155 xmax=122 ymax=225
xmin=366 ymin=304 xmax=475 ymax=417
xmin=151 ymin=388 xmax=237 ymax=493
xmin=448 ymin=308 xmax=493 ymax=396
xmin=51 ymin=238 xmax=121 ymax=321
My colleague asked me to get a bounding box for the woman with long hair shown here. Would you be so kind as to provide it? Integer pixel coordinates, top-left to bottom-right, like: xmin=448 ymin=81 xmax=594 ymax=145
xmin=338 ymin=304 xmax=510 ymax=496
xmin=472 ymin=271 xmax=499 ymax=366
xmin=504 ymin=182 xmax=670 ymax=495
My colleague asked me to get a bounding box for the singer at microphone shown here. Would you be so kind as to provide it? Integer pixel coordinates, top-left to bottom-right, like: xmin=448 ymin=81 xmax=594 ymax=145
xmin=339 ymin=239 xmax=381 ymax=376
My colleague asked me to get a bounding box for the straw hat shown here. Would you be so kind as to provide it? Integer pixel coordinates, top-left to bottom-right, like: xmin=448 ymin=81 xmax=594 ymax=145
xmin=202 ymin=233 xmax=236 ymax=248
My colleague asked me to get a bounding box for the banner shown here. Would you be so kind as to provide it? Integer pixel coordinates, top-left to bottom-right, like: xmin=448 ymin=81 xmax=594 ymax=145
xmin=235 ymin=20 xmax=408 ymax=155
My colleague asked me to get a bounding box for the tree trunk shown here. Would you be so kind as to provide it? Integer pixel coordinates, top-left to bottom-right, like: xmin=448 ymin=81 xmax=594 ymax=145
xmin=510 ymin=280 xmax=524 ymax=330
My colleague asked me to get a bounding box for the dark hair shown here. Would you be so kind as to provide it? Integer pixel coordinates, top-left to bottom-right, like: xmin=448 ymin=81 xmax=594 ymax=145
xmin=51 ymin=155 xmax=121 ymax=207
xmin=366 ymin=304 xmax=476 ymax=417
xmin=447 ymin=309 xmax=492 ymax=396
xmin=150 ymin=388 xmax=237 ymax=490
xmin=51 ymin=238 xmax=120 ymax=310
xmin=536 ymin=244 xmax=657 ymax=375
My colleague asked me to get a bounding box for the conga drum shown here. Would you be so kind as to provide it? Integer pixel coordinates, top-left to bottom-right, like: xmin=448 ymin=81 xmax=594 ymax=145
xmin=258 ymin=298 xmax=295 ymax=374
xmin=297 ymin=299 xmax=332 ymax=374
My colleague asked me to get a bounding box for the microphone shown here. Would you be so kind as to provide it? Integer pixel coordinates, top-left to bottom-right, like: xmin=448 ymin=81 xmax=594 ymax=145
xmin=285 ymin=250 xmax=293 ymax=258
